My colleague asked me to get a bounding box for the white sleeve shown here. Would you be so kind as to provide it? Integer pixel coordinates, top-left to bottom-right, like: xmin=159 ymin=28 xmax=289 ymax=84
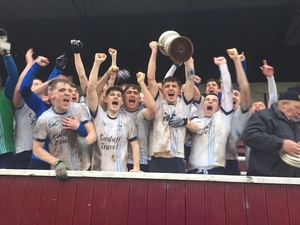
xmin=267 ymin=76 xmax=278 ymax=108
xmin=163 ymin=64 xmax=177 ymax=80
xmin=219 ymin=64 xmax=233 ymax=113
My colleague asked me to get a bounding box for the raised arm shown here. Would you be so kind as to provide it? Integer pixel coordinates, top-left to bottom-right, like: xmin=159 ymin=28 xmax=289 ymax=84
xmin=13 ymin=49 xmax=34 ymax=108
xmin=260 ymin=60 xmax=277 ymax=108
xmin=71 ymin=40 xmax=88 ymax=95
xmin=136 ymin=72 xmax=156 ymax=120
xmin=227 ymin=48 xmax=251 ymax=110
xmin=214 ymin=56 xmax=233 ymax=112
xmin=147 ymin=41 xmax=159 ymax=98
xmin=183 ymin=57 xmax=195 ymax=102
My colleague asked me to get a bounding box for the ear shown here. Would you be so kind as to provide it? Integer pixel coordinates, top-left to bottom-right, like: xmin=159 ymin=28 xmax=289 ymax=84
xmin=103 ymin=97 xmax=108 ymax=104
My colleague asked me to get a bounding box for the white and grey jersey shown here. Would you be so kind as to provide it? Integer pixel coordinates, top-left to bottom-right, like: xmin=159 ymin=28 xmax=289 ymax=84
xmin=189 ymin=109 xmax=233 ymax=170
xmin=226 ymin=107 xmax=251 ymax=160
xmin=92 ymin=105 xmax=137 ymax=171
xmin=33 ymin=103 xmax=92 ymax=170
xmin=120 ymin=104 xmax=151 ymax=165
xmin=14 ymin=103 xmax=36 ymax=154
xmin=151 ymin=94 xmax=193 ymax=158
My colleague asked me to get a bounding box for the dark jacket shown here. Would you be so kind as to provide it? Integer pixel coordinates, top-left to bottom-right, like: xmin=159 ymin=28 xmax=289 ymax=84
xmin=242 ymin=103 xmax=300 ymax=177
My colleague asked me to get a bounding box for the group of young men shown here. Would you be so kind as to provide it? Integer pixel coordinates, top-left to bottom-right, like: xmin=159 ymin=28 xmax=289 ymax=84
xmin=0 ymin=28 xmax=299 ymax=181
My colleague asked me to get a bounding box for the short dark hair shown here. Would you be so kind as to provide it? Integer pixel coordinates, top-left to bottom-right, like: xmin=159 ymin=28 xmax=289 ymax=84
xmin=205 ymin=78 xmax=221 ymax=89
xmin=124 ymin=84 xmax=141 ymax=93
xmin=49 ymin=79 xmax=71 ymax=92
xmin=162 ymin=77 xmax=181 ymax=88
xmin=203 ymin=92 xmax=221 ymax=106
xmin=105 ymin=86 xmax=124 ymax=96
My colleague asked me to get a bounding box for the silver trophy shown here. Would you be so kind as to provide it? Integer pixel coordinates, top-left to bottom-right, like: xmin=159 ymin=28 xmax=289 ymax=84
xmin=158 ymin=30 xmax=194 ymax=63
xmin=279 ymin=142 xmax=300 ymax=168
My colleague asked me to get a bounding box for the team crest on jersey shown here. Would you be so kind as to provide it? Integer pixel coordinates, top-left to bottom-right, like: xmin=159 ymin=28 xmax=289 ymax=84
xmin=102 ymin=120 xmax=106 ymax=126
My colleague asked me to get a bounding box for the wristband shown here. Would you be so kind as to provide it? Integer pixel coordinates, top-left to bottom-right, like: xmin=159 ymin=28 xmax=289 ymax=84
xmin=52 ymin=160 xmax=63 ymax=168
xmin=194 ymin=82 xmax=199 ymax=87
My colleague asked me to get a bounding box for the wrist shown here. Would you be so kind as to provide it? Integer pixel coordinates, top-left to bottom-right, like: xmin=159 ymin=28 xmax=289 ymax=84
xmin=53 ymin=159 xmax=63 ymax=168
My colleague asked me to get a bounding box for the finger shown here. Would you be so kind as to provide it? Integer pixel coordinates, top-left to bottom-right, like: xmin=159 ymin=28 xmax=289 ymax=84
xmin=263 ymin=60 xmax=267 ymax=65
xmin=259 ymin=67 xmax=264 ymax=71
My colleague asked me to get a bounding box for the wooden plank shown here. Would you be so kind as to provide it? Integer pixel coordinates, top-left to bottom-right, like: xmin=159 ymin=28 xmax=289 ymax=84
xmin=109 ymin=179 xmax=130 ymax=225
xmin=0 ymin=176 xmax=10 ymax=225
xmin=245 ymin=184 xmax=268 ymax=225
xmin=127 ymin=179 xmax=148 ymax=225
xmin=3 ymin=176 xmax=26 ymax=225
xmin=20 ymin=176 xmax=44 ymax=225
xmin=205 ymin=182 xmax=226 ymax=225
xmin=266 ymin=184 xmax=289 ymax=225
xmin=90 ymin=178 xmax=112 ymax=225
xmin=37 ymin=176 xmax=60 ymax=225
xmin=73 ymin=177 xmax=95 ymax=225
xmin=185 ymin=181 xmax=206 ymax=225
xmin=54 ymin=178 xmax=78 ymax=224
xmin=165 ymin=180 xmax=185 ymax=225
xmin=286 ymin=185 xmax=300 ymax=225
xmin=147 ymin=180 xmax=167 ymax=225
xmin=224 ymin=183 xmax=247 ymax=225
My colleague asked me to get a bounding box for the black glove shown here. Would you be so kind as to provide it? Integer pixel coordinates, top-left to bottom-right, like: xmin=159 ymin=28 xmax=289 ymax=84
xmin=53 ymin=160 xmax=69 ymax=181
xmin=169 ymin=114 xmax=188 ymax=127
xmin=56 ymin=53 xmax=68 ymax=70
xmin=116 ymin=69 xmax=130 ymax=85
xmin=0 ymin=28 xmax=10 ymax=55
xmin=70 ymin=39 xmax=83 ymax=53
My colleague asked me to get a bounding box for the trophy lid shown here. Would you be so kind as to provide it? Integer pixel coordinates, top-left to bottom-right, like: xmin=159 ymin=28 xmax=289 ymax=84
xmin=279 ymin=150 xmax=300 ymax=168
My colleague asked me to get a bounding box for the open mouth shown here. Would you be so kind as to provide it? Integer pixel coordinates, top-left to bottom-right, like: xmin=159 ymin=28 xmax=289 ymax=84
xmin=207 ymin=105 xmax=213 ymax=113
xmin=63 ymin=98 xmax=70 ymax=103
xmin=168 ymin=93 xmax=175 ymax=97
xmin=112 ymin=101 xmax=118 ymax=107
xmin=72 ymin=96 xmax=77 ymax=102
xmin=129 ymin=99 xmax=136 ymax=104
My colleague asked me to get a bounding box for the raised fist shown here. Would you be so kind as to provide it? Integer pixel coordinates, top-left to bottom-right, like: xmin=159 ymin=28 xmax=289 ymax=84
xmin=260 ymin=60 xmax=274 ymax=77
xmin=227 ymin=48 xmax=239 ymax=60
xmin=239 ymin=52 xmax=246 ymax=61
xmin=70 ymin=39 xmax=83 ymax=53
xmin=95 ymin=53 xmax=107 ymax=63
xmin=35 ymin=56 xmax=50 ymax=67
xmin=214 ymin=56 xmax=227 ymax=66
xmin=25 ymin=48 xmax=34 ymax=64
xmin=136 ymin=72 xmax=145 ymax=84
xmin=107 ymin=65 xmax=120 ymax=76
xmin=56 ymin=53 xmax=67 ymax=70
xmin=0 ymin=28 xmax=8 ymax=42
xmin=194 ymin=75 xmax=201 ymax=84
xmin=149 ymin=41 xmax=158 ymax=51
xmin=108 ymin=48 xmax=117 ymax=56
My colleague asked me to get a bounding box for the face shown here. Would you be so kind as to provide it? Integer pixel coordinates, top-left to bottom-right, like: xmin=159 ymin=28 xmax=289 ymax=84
xmin=180 ymin=84 xmax=185 ymax=96
xmin=49 ymin=82 xmax=73 ymax=113
xmin=31 ymin=79 xmax=42 ymax=91
xmin=124 ymin=87 xmax=140 ymax=111
xmin=233 ymin=90 xmax=241 ymax=111
xmin=162 ymin=81 xmax=180 ymax=104
xmin=71 ymin=87 xmax=79 ymax=103
xmin=104 ymin=90 xmax=124 ymax=112
xmin=206 ymin=81 xmax=220 ymax=94
xmin=251 ymin=101 xmax=266 ymax=114
xmin=202 ymin=94 xmax=220 ymax=117
xmin=139 ymin=92 xmax=145 ymax=106
xmin=281 ymin=100 xmax=300 ymax=122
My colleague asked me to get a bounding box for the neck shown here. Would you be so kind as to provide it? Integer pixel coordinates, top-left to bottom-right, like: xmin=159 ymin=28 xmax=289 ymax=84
xmin=107 ymin=109 xmax=119 ymax=118
xmin=53 ymin=106 xmax=67 ymax=114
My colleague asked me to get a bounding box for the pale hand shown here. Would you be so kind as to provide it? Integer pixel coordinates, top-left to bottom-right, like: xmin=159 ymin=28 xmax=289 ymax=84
xmin=95 ymin=53 xmax=107 ymax=63
xmin=239 ymin=52 xmax=246 ymax=61
xmin=107 ymin=65 xmax=119 ymax=76
xmin=108 ymin=48 xmax=117 ymax=56
xmin=61 ymin=115 xmax=80 ymax=131
xmin=260 ymin=60 xmax=274 ymax=77
xmin=136 ymin=72 xmax=145 ymax=84
xmin=194 ymin=75 xmax=201 ymax=84
xmin=227 ymin=48 xmax=239 ymax=60
xmin=129 ymin=168 xmax=143 ymax=172
xmin=214 ymin=56 xmax=227 ymax=66
xmin=282 ymin=139 xmax=300 ymax=158
xmin=149 ymin=41 xmax=158 ymax=51
xmin=25 ymin=48 xmax=34 ymax=64
xmin=35 ymin=56 xmax=50 ymax=67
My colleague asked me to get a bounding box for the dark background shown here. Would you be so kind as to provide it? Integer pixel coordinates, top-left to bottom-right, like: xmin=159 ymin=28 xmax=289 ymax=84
xmin=0 ymin=0 xmax=299 ymax=86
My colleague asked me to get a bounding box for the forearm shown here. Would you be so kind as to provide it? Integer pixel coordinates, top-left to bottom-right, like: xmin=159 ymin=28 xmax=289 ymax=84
xmin=147 ymin=49 xmax=159 ymax=97
xmin=185 ymin=119 xmax=198 ymax=133
xmin=3 ymin=55 xmax=18 ymax=99
xmin=74 ymin=54 xmax=88 ymax=94
xmin=20 ymin=62 xmax=41 ymax=97
xmin=267 ymin=76 xmax=278 ymax=108
xmin=47 ymin=67 xmax=63 ymax=81
xmin=233 ymin=59 xmax=251 ymax=109
xmin=89 ymin=61 xmax=102 ymax=92
xmin=219 ymin=64 xmax=233 ymax=112
xmin=140 ymin=81 xmax=156 ymax=115
xmin=132 ymin=145 xmax=140 ymax=170
xmin=33 ymin=81 xmax=49 ymax=96
xmin=33 ymin=144 xmax=58 ymax=165
xmin=184 ymin=60 xmax=195 ymax=101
